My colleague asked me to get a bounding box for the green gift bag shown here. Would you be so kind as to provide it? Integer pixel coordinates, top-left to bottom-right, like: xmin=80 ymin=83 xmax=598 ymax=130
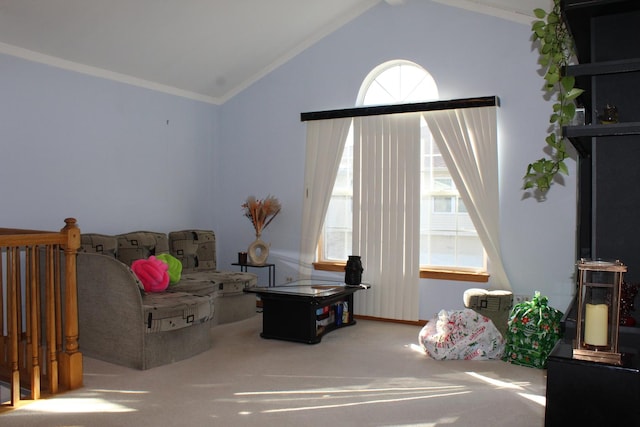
xmin=503 ymin=292 xmax=563 ymax=369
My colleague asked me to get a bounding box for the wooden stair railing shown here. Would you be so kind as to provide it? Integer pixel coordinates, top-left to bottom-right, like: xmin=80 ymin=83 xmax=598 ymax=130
xmin=0 ymin=218 xmax=82 ymax=408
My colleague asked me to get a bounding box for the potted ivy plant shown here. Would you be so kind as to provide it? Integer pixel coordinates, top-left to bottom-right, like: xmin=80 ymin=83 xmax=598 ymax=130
xmin=523 ymin=0 xmax=583 ymax=198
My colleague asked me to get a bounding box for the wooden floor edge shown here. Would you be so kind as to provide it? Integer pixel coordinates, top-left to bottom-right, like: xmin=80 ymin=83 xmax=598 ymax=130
xmin=354 ymin=315 xmax=427 ymax=326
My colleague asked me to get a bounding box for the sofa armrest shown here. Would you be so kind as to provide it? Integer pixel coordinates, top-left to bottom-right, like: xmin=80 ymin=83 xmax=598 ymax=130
xmin=76 ymin=252 xmax=146 ymax=367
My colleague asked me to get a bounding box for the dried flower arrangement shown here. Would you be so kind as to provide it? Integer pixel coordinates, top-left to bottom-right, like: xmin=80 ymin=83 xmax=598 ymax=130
xmin=242 ymin=195 xmax=281 ymax=237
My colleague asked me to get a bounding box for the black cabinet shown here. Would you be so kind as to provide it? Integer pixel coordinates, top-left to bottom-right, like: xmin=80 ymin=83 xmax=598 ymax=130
xmin=545 ymin=341 xmax=640 ymax=427
xmin=562 ymin=0 xmax=640 ymax=284
xmin=546 ymin=3 xmax=640 ymax=425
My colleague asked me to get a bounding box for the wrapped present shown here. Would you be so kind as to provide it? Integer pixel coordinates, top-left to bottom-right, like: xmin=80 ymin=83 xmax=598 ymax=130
xmin=503 ymin=292 xmax=563 ymax=369
xmin=419 ymin=309 xmax=505 ymax=361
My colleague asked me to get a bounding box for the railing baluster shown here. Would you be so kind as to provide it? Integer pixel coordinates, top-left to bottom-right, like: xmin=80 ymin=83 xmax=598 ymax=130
xmin=45 ymin=244 xmax=58 ymax=394
xmin=28 ymin=246 xmax=41 ymax=400
xmin=8 ymin=246 xmax=21 ymax=406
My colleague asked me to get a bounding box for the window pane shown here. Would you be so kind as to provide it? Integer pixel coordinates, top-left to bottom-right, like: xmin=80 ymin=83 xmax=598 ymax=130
xmin=458 ymin=198 xmax=468 ymax=213
xmin=419 ymin=232 xmax=484 ymax=269
xmin=323 ymin=194 xmax=352 ymax=261
xmin=458 ymin=235 xmax=485 ymax=268
xmin=434 ymin=178 xmax=452 ymax=190
xmin=433 ymin=196 xmax=452 ymax=213
xmin=363 ymin=81 xmax=395 ymax=105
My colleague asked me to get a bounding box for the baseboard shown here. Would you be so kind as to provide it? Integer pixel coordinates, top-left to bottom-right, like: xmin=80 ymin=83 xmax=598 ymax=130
xmin=354 ymin=314 xmax=427 ymax=326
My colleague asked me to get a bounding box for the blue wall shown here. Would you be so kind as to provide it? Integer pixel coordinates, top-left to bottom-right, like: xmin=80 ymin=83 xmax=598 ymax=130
xmin=0 ymin=54 xmax=218 ymax=233
xmin=0 ymin=1 xmax=577 ymax=318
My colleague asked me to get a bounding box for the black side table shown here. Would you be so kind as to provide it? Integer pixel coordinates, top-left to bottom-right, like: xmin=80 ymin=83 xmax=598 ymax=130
xmin=545 ymin=340 xmax=640 ymax=426
xmin=232 ymin=263 xmax=275 ymax=287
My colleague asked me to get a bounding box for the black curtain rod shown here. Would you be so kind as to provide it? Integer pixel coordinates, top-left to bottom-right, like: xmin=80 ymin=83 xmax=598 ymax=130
xmin=300 ymin=96 xmax=499 ymax=122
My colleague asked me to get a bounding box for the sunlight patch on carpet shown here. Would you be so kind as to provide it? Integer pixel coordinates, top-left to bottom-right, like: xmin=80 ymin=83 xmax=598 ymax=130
xmin=90 ymin=388 xmax=149 ymax=394
xmin=409 ymin=343 xmax=426 ymax=353
xmin=518 ymin=392 xmax=546 ymax=406
xmin=380 ymin=417 xmax=458 ymax=427
xmin=236 ymin=385 xmax=465 ymax=396
xmin=465 ymin=371 xmax=546 ymax=407
xmin=19 ymin=397 xmax=136 ymax=413
xmin=259 ymin=390 xmax=471 ymax=413
xmin=465 ymin=371 xmax=527 ymax=389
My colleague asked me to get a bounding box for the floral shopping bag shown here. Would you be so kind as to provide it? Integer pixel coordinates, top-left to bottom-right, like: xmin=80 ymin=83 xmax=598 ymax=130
xmin=419 ymin=309 xmax=505 ymax=360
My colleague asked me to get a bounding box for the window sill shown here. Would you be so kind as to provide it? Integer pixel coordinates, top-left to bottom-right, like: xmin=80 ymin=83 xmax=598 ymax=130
xmin=313 ymin=262 xmax=489 ymax=283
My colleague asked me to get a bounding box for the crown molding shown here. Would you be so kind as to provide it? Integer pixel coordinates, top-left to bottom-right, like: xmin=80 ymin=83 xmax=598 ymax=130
xmin=0 ymin=42 xmax=221 ymax=105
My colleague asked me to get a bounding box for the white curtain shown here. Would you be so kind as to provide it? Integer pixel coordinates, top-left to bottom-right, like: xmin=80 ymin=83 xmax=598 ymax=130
xmin=353 ymin=112 xmax=422 ymax=321
xmin=299 ymin=118 xmax=352 ymax=278
xmin=423 ymin=106 xmax=511 ymax=290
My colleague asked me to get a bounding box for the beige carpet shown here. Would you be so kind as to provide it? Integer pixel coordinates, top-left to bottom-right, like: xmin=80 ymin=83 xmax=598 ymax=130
xmin=1 ymin=314 xmax=546 ymax=426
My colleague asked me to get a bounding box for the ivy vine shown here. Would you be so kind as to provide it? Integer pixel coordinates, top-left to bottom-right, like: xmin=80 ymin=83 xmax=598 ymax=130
xmin=523 ymin=0 xmax=583 ymax=196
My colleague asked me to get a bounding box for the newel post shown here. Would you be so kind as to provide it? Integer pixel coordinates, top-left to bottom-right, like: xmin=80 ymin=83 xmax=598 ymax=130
xmin=59 ymin=217 xmax=83 ymax=390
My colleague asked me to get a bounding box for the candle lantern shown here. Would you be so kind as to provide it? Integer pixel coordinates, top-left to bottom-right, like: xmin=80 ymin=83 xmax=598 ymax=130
xmin=573 ymin=259 xmax=626 ymax=365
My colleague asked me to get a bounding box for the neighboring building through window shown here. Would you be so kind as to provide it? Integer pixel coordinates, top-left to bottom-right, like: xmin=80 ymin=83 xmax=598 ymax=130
xmin=320 ymin=60 xmax=486 ymax=271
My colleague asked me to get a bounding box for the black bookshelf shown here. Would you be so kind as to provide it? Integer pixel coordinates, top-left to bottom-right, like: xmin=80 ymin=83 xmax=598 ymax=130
xmin=546 ymin=3 xmax=640 ymax=425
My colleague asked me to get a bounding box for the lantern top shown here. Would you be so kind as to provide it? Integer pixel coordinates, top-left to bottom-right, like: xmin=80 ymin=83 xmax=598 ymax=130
xmin=578 ymin=258 xmax=627 ymax=272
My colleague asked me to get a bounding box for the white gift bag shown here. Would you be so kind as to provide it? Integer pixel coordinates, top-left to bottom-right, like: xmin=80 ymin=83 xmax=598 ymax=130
xmin=419 ymin=309 xmax=505 ymax=360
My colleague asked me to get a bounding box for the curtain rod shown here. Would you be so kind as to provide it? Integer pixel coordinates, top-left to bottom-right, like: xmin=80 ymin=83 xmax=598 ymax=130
xmin=300 ymin=96 xmax=499 ymax=122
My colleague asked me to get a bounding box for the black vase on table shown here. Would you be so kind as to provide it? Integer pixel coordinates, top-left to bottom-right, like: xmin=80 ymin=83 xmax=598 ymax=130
xmin=345 ymin=255 xmax=364 ymax=285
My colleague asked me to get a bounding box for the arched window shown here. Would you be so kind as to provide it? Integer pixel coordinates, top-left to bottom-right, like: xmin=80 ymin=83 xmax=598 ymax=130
xmin=320 ymin=60 xmax=486 ymax=271
xmin=358 ymin=60 xmax=438 ymax=104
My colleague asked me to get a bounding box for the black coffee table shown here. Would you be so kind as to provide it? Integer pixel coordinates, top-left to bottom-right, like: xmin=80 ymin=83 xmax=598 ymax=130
xmin=244 ymin=280 xmax=367 ymax=344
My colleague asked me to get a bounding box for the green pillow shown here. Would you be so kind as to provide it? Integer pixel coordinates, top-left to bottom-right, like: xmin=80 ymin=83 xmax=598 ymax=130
xmin=155 ymin=253 xmax=183 ymax=285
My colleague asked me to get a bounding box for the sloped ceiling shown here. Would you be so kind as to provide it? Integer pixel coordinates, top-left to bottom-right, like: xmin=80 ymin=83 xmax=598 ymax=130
xmin=0 ymin=0 xmax=550 ymax=104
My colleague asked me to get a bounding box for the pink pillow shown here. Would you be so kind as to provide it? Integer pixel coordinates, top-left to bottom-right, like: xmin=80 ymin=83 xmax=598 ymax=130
xmin=131 ymin=256 xmax=170 ymax=292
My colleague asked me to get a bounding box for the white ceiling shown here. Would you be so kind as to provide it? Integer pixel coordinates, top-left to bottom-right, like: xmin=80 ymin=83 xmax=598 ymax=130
xmin=0 ymin=0 xmax=550 ymax=104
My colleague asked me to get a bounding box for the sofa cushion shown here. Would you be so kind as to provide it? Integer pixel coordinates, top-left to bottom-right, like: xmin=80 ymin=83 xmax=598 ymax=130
xmin=117 ymin=231 xmax=170 ymax=266
xmin=172 ymin=272 xmax=217 ymax=297
xmin=169 ymin=230 xmax=216 ymax=272
xmin=210 ymin=271 xmax=258 ymax=295
xmin=142 ymin=291 xmax=214 ymax=333
xmin=80 ymin=234 xmax=118 ymax=258
xmin=176 ymin=271 xmax=258 ymax=297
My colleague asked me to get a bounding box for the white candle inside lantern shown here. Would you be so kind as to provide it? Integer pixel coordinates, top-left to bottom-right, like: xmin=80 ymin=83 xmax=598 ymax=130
xmin=584 ymin=303 xmax=608 ymax=347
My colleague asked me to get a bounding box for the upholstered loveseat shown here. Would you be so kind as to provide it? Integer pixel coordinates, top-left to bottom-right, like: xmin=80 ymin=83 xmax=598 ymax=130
xmin=76 ymin=230 xmax=257 ymax=370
